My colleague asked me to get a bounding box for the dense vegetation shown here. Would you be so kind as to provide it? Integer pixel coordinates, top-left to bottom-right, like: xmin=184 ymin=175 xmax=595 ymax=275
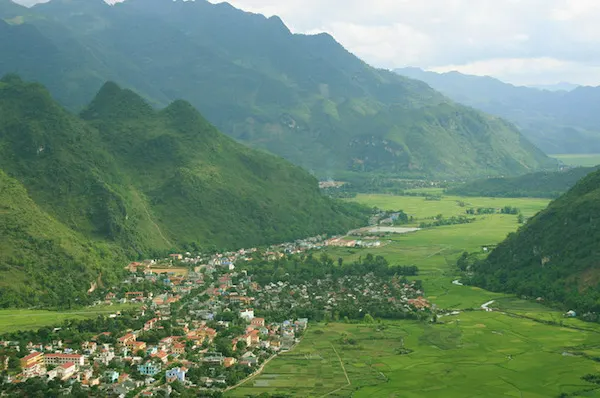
xmin=468 ymin=168 xmax=600 ymax=314
xmin=0 ymin=0 xmax=556 ymax=178
xmin=243 ymin=252 xmax=419 ymax=286
xmin=396 ymin=67 xmax=600 ymax=155
xmin=0 ymin=76 xmax=368 ymax=308
xmin=448 ymin=167 xmax=598 ymax=198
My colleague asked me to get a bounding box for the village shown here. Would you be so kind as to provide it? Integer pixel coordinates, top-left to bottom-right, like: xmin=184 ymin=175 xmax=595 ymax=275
xmin=0 ymin=221 xmax=429 ymax=397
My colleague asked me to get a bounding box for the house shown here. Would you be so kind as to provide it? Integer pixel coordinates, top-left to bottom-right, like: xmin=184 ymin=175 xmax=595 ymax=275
xmin=131 ymin=341 xmax=147 ymax=353
xmin=172 ymin=343 xmax=186 ymax=356
xmin=95 ymin=349 xmax=115 ymax=366
xmin=125 ymin=292 xmax=144 ymax=301
xmin=152 ymin=351 xmax=169 ymax=365
xmin=104 ymin=370 xmax=120 ymax=384
xmin=118 ymin=333 xmax=137 ymax=347
xmin=240 ymin=309 xmax=255 ymax=320
xmin=20 ymin=351 xmax=43 ymax=369
xmin=138 ymin=362 xmax=161 ymax=376
xmin=224 ymin=357 xmax=237 ymax=368
xmin=45 ymin=353 xmax=85 ymax=367
xmin=201 ymin=354 xmax=225 ymax=366
xmin=165 ymin=367 xmax=187 ymax=383
xmin=119 ymin=373 xmax=130 ymax=383
xmin=250 ymin=317 xmax=265 ymax=328
xmin=105 ymin=292 xmax=116 ymax=302
xmin=170 ymin=254 xmax=183 ymax=261
xmin=566 ymin=310 xmax=577 ymax=317
xmin=81 ymin=341 xmax=97 ymax=354
xmin=56 ymin=362 xmax=77 ymax=381
xmin=239 ymin=352 xmax=258 ymax=367
xmin=22 ymin=361 xmax=45 ymax=378
xmin=144 ymin=318 xmax=159 ymax=331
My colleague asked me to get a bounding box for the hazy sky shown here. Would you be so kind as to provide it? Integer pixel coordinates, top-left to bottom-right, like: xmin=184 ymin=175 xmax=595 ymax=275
xmin=14 ymin=0 xmax=600 ymax=86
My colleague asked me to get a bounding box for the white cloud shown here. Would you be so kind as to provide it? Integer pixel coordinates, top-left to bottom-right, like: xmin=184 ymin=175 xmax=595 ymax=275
xmin=206 ymin=0 xmax=600 ymax=85
xmin=430 ymin=57 xmax=600 ymax=86
xmin=12 ymin=0 xmax=600 ymax=85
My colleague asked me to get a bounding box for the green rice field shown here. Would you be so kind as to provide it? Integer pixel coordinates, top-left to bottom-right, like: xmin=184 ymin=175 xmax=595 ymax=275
xmin=551 ymin=154 xmax=600 ymax=167
xmin=0 ymin=304 xmax=139 ymax=334
xmin=230 ymin=314 xmax=600 ymax=398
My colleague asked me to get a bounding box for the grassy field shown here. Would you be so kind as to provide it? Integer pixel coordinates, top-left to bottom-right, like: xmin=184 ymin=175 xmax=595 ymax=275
xmin=229 ymin=193 xmax=584 ymax=397
xmin=230 ymin=315 xmax=600 ymax=398
xmin=0 ymin=304 xmax=139 ymax=334
xmin=551 ymin=154 xmax=600 ymax=167
xmin=349 ymin=194 xmax=549 ymax=219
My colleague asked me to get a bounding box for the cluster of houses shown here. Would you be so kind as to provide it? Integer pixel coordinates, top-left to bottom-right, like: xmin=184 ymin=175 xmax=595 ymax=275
xmin=3 ymin=228 xmax=430 ymax=396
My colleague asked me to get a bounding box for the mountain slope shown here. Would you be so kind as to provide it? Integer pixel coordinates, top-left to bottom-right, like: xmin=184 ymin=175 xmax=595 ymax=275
xmin=448 ymin=167 xmax=598 ymax=198
xmin=0 ymin=169 xmax=124 ymax=308
xmin=470 ymin=169 xmax=600 ymax=313
xmin=396 ymin=67 xmax=600 ymax=154
xmin=0 ymin=0 xmax=556 ymax=178
xmin=0 ymin=76 xmax=368 ymax=307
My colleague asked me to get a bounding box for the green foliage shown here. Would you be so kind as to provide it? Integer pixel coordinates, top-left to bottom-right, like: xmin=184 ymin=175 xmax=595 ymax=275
xmin=470 ymin=168 xmax=600 ymax=313
xmin=396 ymin=67 xmax=600 ymax=155
xmin=449 ymin=167 xmax=598 ymax=198
xmin=0 ymin=77 xmax=367 ymax=308
xmin=0 ymin=1 xmax=556 ymax=178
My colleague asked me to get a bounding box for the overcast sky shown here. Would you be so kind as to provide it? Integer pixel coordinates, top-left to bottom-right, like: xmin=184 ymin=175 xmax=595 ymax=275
xmin=14 ymin=0 xmax=600 ymax=86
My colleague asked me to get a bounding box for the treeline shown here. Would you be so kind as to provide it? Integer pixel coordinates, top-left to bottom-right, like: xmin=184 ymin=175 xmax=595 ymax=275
xmin=242 ymin=253 xmax=418 ymax=286
xmin=465 ymin=206 xmax=520 ymax=215
xmin=419 ymin=215 xmax=475 ymax=229
xmin=447 ymin=167 xmax=598 ymax=199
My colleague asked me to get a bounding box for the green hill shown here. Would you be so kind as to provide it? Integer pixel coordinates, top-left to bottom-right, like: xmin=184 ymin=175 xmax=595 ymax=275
xmin=448 ymin=167 xmax=598 ymax=198
xmin=0 ymin=76 xmax=368 ymax=308
xmin=396 ymin=67 xmax=600 ymax=155
xmin=0 ymin=0 xmax=556 ymax=178
xmin=0 ymin=169 xmax=124 ymax=308
xmin=469 ymin=169 xmax=600 ymax=313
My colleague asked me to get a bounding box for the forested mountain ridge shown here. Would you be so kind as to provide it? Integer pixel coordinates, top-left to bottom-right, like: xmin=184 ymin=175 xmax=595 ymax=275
xmin=470 ymin=168 xmax=600 ymax=313
xmin=396 ymin=67 xmax=600 ymax=155
xmin=0 ymin=0 xmax=556 ymax=178
xmin=0 ymin=76 xmax=368 ymax=307
xmin=448 ymin=166 xmax=598 ymax=198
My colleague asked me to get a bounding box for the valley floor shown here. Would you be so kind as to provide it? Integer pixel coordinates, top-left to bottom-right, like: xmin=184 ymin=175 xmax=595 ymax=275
xmin=229 ymin=193 xmax=600 ymax=397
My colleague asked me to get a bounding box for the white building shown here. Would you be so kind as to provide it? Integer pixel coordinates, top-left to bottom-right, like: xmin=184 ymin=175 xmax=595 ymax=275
xmin=240 ymin=309 xmax=255 ymax=320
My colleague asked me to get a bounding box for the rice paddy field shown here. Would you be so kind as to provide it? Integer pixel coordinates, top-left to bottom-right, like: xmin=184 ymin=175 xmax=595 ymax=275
xmin=0 ymin=304 xmax=139 ymax=334
xmin=229 ymin=315 xmax=600 ymax=398
xmin=551 ymin=154 xmax=600 ymax=167
xmin=229 ymin=193 xmax=600 ymax=397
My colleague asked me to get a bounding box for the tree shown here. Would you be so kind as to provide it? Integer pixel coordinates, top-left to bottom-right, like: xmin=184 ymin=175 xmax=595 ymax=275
xmin=517 ymin=213 xmax=525 ymax=224
xmin=363 ymin=314 xmax=375 ymax=324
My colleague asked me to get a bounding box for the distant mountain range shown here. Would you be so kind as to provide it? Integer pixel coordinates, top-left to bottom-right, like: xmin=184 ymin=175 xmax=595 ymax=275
xmin=529 ymin=82 xmax=580 ymax=92
xmin=395 ymin=67 xmax=600 ymax=155
xmin=0 ymin=76 xmax=367 ymax=307
xmin=0 ymin=0 xmax=556 ymax=178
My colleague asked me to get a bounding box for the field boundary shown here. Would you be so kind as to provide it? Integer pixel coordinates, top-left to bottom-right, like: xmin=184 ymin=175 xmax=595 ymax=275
xmin=318 ymin=344 xmax=351 ymax=397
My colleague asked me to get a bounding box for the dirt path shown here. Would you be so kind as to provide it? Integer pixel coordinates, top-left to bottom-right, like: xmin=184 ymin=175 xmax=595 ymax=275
xmin=133 ymin=190 xmax=172 ymax=247
xmin=319 ymin=344 xmax=351 ymax=397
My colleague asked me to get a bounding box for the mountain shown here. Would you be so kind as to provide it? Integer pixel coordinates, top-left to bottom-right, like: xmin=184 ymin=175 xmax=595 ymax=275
xmin=469 ymin=168 xmax=600 ymax=314
xmin=0 ymin=75 xmax=368 ymax=308
xmin=0 ymin=169 xmax=124 ymax=308
xmin=0 ymin=0 xmax=556 ymax=178
xmin=447 ymin=166 xmax=598 ymax=199
xmin=529 ymin=82 xmax=579 ymax=92
xmin=395 ymin=67 xmax=600 ymax=155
